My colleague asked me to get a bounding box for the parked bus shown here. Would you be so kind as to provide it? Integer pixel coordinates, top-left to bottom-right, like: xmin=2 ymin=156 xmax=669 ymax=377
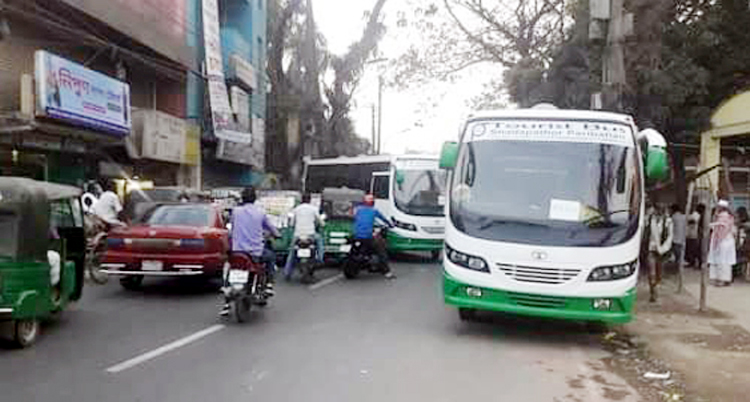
xmin=439 ymin=105 xmax=668 ymax=324
xmin=303 ymin=154 xmax=447 ymax=257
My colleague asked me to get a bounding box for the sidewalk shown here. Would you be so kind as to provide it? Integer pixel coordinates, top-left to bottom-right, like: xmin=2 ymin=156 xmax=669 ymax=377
xmin=624 ymin=269 xmax=750 ymax=402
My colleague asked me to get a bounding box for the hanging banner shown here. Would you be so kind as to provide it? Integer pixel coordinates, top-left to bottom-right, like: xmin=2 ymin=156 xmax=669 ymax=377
xmin=201 ymin=0 xmax=251 ymax=144
xmin=35 ymin=50 xmax=131 ymax=136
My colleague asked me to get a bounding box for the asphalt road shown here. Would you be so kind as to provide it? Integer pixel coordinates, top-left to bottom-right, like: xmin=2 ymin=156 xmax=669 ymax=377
xmin=0 ymin=257 xmax=641 ymax=402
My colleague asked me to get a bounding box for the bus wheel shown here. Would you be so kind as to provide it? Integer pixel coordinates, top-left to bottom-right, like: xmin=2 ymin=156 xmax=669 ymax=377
xmin=458 ymin=308 xmax=477 ymax=322
xmin=585 ymin=321 xmax=608 ymax=334
xmin=430 ymin=250 xmax=441 ymax=261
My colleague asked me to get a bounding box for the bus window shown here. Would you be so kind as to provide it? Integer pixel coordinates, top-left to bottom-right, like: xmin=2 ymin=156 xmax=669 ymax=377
xmin=372 ymin=175 xmax=390 ymax=199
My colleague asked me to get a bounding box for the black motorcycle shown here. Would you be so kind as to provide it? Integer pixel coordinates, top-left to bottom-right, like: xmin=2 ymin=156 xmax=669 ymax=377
xmin=293 ymin=236 xmax=317 ymax=284
xmin=343 ymin=228 xmax=389 ymax=279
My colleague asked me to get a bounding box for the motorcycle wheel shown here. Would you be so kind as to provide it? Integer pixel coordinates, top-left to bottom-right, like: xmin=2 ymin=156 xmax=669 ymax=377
xmin=85 ymin=251 xmax=109 ymax=284
xmin=299 ymin=261 xmax=314 ymax=284
xmin=230 ymin=297 xmax=251 ymax=323
xmin=343 ymin=259 xmax=360 ymax=279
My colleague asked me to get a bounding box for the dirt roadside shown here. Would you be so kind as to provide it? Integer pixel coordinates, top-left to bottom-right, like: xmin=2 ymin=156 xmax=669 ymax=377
xmin=605 ymin=274 xmax=750 ymax=402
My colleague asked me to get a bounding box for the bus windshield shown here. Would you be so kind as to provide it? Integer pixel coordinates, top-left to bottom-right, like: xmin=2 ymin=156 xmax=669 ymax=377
xmin=450 ymin=128 xmax=641 ymax=247
xmin=393 ymin=169 xmax=446 ymax=217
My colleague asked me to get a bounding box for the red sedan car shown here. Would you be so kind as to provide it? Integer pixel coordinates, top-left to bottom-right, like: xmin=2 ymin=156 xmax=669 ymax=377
xmin=101 ymin=203 xmax=229 ymax=289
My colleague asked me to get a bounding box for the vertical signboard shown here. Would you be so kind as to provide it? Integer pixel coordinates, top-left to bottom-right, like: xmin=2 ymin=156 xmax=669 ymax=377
xmin=35 ymin=50 xmax=131 ymax=136
xmin=202 ymin=0 xmax=251 ymax=144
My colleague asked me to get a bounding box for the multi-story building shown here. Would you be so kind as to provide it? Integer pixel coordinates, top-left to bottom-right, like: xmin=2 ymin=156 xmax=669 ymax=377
xmin=188 ymin=0 xmax=267 ymax=188
xmin=0 ymin=0 xmax=202 ymax=187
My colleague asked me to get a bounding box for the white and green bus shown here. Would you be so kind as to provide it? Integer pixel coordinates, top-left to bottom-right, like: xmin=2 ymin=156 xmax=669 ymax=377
xmin=303 ymin=154 xmax=447 ymax=257
xmin=439 ymin=106 xmax=668 ymax=324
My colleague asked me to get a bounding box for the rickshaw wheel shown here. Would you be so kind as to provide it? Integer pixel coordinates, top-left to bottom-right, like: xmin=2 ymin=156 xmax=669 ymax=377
xmin=13 ymin=319 xmax=39 ymax=348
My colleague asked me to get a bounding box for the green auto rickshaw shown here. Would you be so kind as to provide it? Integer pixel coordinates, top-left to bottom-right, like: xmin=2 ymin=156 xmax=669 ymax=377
xmin=0 ymin=177 xmax=85 ymax=347
xmin=320 ymin=187 xmax=365 ymax=262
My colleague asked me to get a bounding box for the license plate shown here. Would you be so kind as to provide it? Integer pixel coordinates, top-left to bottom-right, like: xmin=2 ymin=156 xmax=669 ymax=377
xmin=228 ymin=269 xmax=249 ymax=284
xmin=142 ymin=260 xmax=163 ymax=271
xmin=340 ymin=244 xmax=352 ymax=253
xmin=297 ymin=248 xmax=312 ymax=258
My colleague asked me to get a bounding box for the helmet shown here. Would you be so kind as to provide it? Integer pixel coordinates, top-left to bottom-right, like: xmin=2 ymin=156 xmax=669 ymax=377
xmin=363 ymin=194 xmax=375 ymax=206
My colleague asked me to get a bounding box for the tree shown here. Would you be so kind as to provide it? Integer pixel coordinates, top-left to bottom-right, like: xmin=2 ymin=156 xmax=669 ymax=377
xmin=391 ymin=0 xmax=566 ymax=108
xmin=321 ymin=0 xmax=388 ymax=157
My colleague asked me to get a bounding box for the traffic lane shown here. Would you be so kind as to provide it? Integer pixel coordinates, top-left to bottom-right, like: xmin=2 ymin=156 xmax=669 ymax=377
xmin=0 ymin=269 xmax=343 ymax=401
xmin=90 ymin=262 xmax=639 ymax=402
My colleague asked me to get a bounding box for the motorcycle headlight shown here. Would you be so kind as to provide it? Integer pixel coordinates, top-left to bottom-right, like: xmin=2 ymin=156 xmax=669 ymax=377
xmin=587 ymin=260 xmax=638 ymax=282
xmin=392 ymin=217 xmax=417 ymax=231
xmin=445 ymin=244 xmax=489 ymax=273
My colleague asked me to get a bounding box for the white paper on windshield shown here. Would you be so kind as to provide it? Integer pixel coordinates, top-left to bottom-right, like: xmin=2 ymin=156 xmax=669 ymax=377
xmin=549 ymin=199 xmax=581 ymax=222
xmin=467 ymin=120 xmax=634 ymax=148
xmin=437 ymin=195 xmax=446 ymax=206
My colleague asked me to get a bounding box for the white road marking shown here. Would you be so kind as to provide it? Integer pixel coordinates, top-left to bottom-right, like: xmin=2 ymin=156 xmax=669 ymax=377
xmin=308 ymin=273 xmax=344 ymax=290
xmin=105 ymin=324 xmax=225 ymax=374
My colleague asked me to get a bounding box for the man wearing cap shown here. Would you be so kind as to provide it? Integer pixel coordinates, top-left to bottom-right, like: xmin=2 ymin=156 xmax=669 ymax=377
xmin=352 ymin=194 xmax=395 ymax=279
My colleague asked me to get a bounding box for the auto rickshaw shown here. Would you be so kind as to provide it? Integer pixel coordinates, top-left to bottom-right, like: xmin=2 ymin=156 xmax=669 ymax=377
xmin=0 ymin=177 xmax=85 ymax=347
xmin=320 ymin=187 xmax=365 ymax=261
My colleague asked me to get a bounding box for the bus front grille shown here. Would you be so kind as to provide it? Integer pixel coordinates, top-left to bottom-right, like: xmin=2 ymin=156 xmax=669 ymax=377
xmin=507 ymin=292 xmax=567 ymax=309
xmin=497 ymin=263 xmax=580 ymax=285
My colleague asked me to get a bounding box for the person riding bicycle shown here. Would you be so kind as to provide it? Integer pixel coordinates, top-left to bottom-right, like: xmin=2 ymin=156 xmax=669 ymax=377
xmin=352 ymin=193 xmax=395 ymax=279
xmin=283 ymin=192 xmax=325 ymax=280
xmin=222 ymin=187 xmax=279 ymax=315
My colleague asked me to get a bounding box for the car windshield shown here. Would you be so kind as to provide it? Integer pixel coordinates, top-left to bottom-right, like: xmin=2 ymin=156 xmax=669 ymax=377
xmin=393 ymin=169 xmax=446 ymax=217
xmin=450 ymin=120 xmax=641 ymax=247
xmin=145 ymin=205 xmax=212 ymax=227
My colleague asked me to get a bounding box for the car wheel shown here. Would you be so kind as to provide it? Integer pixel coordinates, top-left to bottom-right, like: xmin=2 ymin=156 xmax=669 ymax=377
xmin=120 ymin=276 xmax=144 ymax=290
xmin=13 ymin=319 xmax=40 ymax=348
xmin=458 ymin=308 xmax=477 ymax=322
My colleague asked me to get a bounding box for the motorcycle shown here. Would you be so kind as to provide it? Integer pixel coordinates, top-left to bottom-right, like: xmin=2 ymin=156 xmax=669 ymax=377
xmin=223 ymin=252 xmax=270 ymax=323
xmin=294 ymin=237 xmax=317 ymax=284
xmin=343 ymin=228 xmax=389 ymax=279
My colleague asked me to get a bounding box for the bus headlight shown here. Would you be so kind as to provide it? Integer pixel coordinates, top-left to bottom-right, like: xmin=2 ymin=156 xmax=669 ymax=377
xmin=587 ymin=260 xmax=638 ymax=282
xmin=445 ymin=244 xmax=489 ymax=273
xmin=392 ymin=217 xmax=417 ymax=231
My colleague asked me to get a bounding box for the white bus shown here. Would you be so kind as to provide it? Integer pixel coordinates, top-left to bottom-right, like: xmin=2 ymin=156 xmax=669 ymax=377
xmin=303 ymin=154 xmax=447 ymax=257
xmin=439 ymin=106 xmax=668 ymax=324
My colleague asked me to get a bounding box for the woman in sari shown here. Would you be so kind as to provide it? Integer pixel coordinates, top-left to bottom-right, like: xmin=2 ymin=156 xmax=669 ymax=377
xmin=708 ymin=200 xmax=736 ymax=286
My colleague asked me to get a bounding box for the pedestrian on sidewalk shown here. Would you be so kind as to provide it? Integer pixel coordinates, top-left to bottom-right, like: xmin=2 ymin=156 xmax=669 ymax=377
xmin=647 ymin=204 xmax=674 ymax=302
xmin=686 ymin=204 xmax=705 ymax=269
xmin=670 ymin=204 xmax=687 ymax=266
xmin=708 ymin=200 xmax=736 ymax=286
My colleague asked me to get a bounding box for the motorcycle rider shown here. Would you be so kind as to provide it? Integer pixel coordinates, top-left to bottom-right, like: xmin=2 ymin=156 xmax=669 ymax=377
xmin=352 ymin=193 xmax=395 ymax=279
xmin=220 ymin=186 xmax=280 ymax=316
xmin=283 ymin=192 xmax=325 ymax=281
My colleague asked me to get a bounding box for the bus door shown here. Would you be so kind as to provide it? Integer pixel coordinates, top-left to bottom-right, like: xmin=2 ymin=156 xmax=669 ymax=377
xmin=370 ymin=172 xmax=392 ymax=217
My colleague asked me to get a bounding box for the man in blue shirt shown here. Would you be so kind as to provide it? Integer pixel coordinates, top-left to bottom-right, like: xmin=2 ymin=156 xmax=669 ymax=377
xmin=221 ymin=187 xmax=279 ymax=316
xmin=352 ymin=194 xmax=395 ymax=279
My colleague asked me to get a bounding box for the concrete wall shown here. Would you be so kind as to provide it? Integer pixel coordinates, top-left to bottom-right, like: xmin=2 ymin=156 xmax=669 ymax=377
xmin=60 ymin=0 xmax=196 ymax=70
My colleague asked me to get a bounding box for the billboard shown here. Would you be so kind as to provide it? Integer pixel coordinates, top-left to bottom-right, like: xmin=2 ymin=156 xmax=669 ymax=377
xmin=35 ymin=50 xmax=131 ymax=136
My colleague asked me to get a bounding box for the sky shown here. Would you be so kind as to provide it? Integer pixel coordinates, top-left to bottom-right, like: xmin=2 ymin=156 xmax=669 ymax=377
xmin=312 ymin=0 xmax=491 ymax=155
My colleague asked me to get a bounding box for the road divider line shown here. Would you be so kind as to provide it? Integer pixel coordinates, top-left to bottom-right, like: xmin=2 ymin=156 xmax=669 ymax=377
xmin=308 ymin=273 xmax=344 ymax=291
xmin=105 ymin=324 xmax=225 ymax=374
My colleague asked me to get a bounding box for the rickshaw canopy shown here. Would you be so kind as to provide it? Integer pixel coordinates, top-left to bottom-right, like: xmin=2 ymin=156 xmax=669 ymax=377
xmin=0 ymin=177 xmax=82 ymax=261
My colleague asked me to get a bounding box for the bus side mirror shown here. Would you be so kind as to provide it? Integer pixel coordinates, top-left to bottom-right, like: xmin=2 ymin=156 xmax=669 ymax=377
xmin=638 ymin=128 xmax=669 ymax=182
xmin=439 ymin=141 xmax=459 ymax=170
xmin=395 ymin=170 xmax=405 ymax=185
xmin=646 ymin=147 xmax=669 ymax=182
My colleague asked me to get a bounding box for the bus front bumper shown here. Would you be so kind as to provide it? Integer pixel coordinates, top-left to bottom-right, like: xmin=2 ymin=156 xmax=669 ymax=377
xmin=386 ymin=232 xmax=443 ymax=252
xmin=443 ymin=272 xmax=635 ymax=324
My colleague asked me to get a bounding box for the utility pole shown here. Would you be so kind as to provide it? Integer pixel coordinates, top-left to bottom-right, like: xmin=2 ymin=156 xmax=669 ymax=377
xmin=603 ymin=0 xmax=626 ymax=111
xmin=371 ymin=105 xmax=376 ymax=154
xmin=377 ymin=75 xmax=383 ymax=154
